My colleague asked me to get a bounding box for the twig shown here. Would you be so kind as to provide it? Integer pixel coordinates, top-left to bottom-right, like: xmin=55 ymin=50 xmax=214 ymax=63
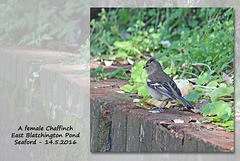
xmin=191 ymin=63 xmax=212 ymax=72
xmin=194 ymin=85 xmax=216 ymax=89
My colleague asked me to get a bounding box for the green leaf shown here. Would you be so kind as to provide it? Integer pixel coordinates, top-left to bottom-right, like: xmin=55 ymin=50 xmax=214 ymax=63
xmin=163 ymin=67 xmax=172 ymax=75
xmin=188 ymin=20 xmax=198 ymax=27
xmin=196 ymin=72 xmax=210 ymax=85
xmin=41 ymin=34 xmax=53 ymax=40
xmin=114 ymin=41 xmax=132 ymax=50
xmin=115 ymin=68 xmax=125 ymax=76
xmin=226 ymin=126 xmax=234 ymax=132
xmin=219 ymin=107 xmax=232 ymax=121
xmin=95 ymin=65 xmax=103 ymax=74
xmin=184 ymin=90 xmax=202 ymax=101
xmin=116 ymin=51 xmax=128 ymax=59
xmin=120 ymin=84 xmax=135 ymax=93
xmin=111 ymin=25 xmax=120 ymax=35
xmin=209 ymin=86 xmax=233 ymax=102
xmin=219 ymin=120 xmax=234 ymax=127
xmin=171 ymin=59 xmax=176 ymax=74
xmin=219 ymin=113 xmax=230 ymax=121
xmin=131 ymin=60 xmax=147 ymax=79
xmin=90 ymin=69 xmax=95 ymax=76
xmin=119 ymin=9 xmax=131 ymax=24
xmin=179 ymin=27 xmax=190 ymax=39
xmin=219 ymin=120 xmax=234 ymax=132
xmin=201 ymin=101 xmax=229 ymax=116
xmin=207 ymin=80 xmax=219 ymax=87
xmin=137 ymin=85 xmax=149 ymax=96
xmin=139 ymin=95 xmax=151 ymax=103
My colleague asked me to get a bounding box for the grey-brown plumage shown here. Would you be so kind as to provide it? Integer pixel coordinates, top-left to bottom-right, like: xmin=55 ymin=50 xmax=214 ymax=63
xmin=143 ymin=57 xmax=194 ymax=109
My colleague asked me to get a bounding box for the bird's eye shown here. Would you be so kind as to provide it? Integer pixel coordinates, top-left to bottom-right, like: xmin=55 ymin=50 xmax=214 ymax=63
xmin=145 ymin=64 xmax=149 ymax=67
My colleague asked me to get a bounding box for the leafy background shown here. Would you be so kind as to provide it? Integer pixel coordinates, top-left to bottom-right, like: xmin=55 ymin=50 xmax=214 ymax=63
xmin=0 ymin=0 xmax=239 ymax=160
xmin=0 ymin=0 xmax=89 ymax=54
xmin=90 ymin=8 xmax=234 ymax=132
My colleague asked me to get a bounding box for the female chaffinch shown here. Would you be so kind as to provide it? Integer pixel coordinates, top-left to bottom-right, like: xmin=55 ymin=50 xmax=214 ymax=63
xmin=143 ymin=57 xmax=194 ymax=109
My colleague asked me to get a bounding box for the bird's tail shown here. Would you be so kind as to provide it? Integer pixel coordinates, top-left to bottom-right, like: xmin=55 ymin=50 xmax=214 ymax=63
xmin=176 ymin=95 xmax=194 ymax=109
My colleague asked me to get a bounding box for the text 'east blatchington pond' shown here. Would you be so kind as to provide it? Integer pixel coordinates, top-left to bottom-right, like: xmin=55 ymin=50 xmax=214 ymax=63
xmin=11 ymin=125 xmax=80 ymax=145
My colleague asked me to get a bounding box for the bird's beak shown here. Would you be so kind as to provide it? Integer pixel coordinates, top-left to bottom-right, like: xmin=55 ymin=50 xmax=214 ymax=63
xmin=143 ymin=65 xmax=146 ymax=69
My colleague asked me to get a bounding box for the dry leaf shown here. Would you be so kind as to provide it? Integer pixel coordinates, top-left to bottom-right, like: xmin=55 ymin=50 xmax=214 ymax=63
xmin=145 ymin=98 xmax=171 ymax=108
xmin=127 ymin=58 xmax=134 ymax=65
xmin=188 ymin=78 xmax=197 ymax=83
xmin=116 ymin=58 xmax=128 ymax=65
xmin=104 ymin=60 xmax=113 ymax=66
xmin=181 ymin=63 xmax=186 ymax=69
xmin=192 ymin=65 xmax=202 ymax=73
xmin=222 ymin=72 xmax=233 ymax=85
xmin=173 ymin=119 xmax=184 ymax=123
xmin=136 ymin=103 xmax=150 ymax=109
xmin=191 ymin=109 xmax=201 ymax=113
xmin=175 ymin=79 xmax=194 ymax=96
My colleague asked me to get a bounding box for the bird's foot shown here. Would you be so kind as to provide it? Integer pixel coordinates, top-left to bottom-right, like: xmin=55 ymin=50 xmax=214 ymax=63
xmin=151 ymin=107 xmax=165 ymax=112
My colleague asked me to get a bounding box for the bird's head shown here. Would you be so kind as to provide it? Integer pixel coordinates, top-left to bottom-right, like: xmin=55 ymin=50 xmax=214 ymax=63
xmin=143 ymin=57 xmax=162 ymax=74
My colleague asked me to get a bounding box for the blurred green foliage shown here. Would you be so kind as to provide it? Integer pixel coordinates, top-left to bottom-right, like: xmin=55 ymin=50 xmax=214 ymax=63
xmin=91 ymin=8 xmax=234 ymax=132
xmin=0 ymin=0 xmax=89 ymax=52
xmin=91 ymin=65 xmax=128 ymax=82
xmin=91 ymin=8 xmax=233 ymax=75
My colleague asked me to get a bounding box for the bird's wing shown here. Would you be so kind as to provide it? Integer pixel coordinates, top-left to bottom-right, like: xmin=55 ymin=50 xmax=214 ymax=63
xmin=168 ymin=80 xmax=182 ymax=97
xmin=147 ymin=73 xmax=182 ymax=99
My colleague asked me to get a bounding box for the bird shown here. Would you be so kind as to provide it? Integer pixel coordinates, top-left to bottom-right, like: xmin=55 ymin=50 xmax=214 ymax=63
xmin=143 ymin=57 xmax=194 ymax=110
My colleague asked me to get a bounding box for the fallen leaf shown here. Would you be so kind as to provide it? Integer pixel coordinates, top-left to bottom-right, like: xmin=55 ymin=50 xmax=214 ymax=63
xmin=196 ymin=120 xmax=201 ymax=124
xmin=145 ymin=98 xmax=171 ymax=108
xmin=229 ymin=101 xmax=234 ymax=107
xmin=175 ymin=79 xmax=194 ymax=96
xmin=136 ymin=103 xmax=150 ymax=109
xmin=127 ymin=58 xmax=134 ymax=65
xmin=116 ymin=57 xmax=129 ymax=65
xmin=181 ymin=63 xmax=187 ymax=69
xmin=191 ymin=109 xmax=201 ymax=113
xmin=104 ymin=60 xmax=114 ymax=66
xmin=222 ymin=72 xmax=233 ymax=85
xmin=192 ymin=65 xmax=202 ymax=73
xmin=188 ymin=78 xmax=197 ymax=83
xmin=173 ymin=119 xmax=184 ymax=123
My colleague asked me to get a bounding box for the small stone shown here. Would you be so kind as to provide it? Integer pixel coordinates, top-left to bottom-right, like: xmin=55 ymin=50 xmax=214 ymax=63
xmin=104 ymin=60 xmax=113 ymax=66
xmin=117 ymin=90 xmax=125 ymax=94
xmin=133 ymin=99 xmax=140 ymax=103
xmin=173 ymin=119 xmax=184 ymax=123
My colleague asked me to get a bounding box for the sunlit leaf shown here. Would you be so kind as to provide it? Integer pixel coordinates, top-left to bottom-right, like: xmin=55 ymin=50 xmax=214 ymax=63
xmin=120 ymin=84 xmax=135 ymax=93
xmin=196 ymin=72 xmax=210 ymax=85
xmin=114 ymin=41 xmax=132 ymax=50
xmin=209 ymin=86 xmax=233 ymax=102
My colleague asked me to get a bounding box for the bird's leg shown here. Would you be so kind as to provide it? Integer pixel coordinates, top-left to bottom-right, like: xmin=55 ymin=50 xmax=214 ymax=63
xmin=155 ymin=100 xmax=165 ymax=112
xmin=162 ymin=101 xmax=169 ymax=108
xmin=159 ymin=100 xmax=165 ymax=108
